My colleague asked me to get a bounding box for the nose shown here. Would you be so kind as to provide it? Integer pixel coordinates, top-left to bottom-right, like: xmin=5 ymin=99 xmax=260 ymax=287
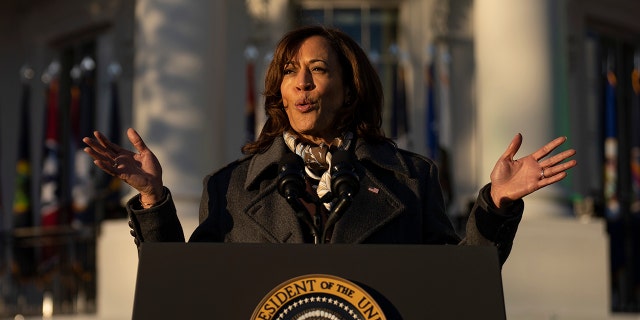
xmin=296 ymin=70 xmax=314 ymax=91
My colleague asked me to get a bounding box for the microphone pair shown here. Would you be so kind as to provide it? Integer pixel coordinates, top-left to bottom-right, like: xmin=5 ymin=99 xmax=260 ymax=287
xmin=277 ymin=151 xmax=359 ymax=244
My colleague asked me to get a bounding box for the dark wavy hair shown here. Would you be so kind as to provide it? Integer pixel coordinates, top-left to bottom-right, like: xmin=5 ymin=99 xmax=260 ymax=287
xmin=242 ymin=25 xmax=390 ymax=155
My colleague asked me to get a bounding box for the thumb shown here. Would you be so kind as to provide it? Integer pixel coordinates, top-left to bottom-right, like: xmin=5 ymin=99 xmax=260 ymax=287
xmin=127 ymin=128 xmax=150 ymax=153
xmin=500 ymin=133 xmax=522 ymax=161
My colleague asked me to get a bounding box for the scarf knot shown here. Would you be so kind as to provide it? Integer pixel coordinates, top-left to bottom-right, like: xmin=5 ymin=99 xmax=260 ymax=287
xmin=283 ymin=131 xmax=353 ymax=209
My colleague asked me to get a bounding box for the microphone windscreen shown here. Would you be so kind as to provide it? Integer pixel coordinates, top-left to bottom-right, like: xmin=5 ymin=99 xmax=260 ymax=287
xmin=330 ymin=150 xmax=359 ymax=197
xmin=280 ymin=152 xmax=303 ymax=170
xmin=278 ymin=153 xmax=305 ymax=198
xmin=331 ymin=150 xmax=351 ymax=170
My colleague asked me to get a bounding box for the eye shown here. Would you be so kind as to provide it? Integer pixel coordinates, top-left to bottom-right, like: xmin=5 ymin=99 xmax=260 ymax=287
xmin=311 ymin=66 xmax=326 ymax=73
xmin=283 ymin=63 xmax=296 ymax=75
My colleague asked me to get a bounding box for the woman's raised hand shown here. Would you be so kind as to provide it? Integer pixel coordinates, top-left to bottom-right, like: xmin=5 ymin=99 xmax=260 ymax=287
xmin=83 ymin=128 xmax=164 ymax=205
xmin=489 ymin=133 xmax=577 ymax=208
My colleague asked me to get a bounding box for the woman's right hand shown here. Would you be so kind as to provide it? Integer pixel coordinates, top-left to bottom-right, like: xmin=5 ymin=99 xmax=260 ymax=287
xmin=83 ymin=128 xmax=164 ymax=207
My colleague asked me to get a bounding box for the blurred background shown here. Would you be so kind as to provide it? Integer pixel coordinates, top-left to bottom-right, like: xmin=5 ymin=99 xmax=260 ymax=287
xmin=0 ymin=0 xmax=639 ymax=319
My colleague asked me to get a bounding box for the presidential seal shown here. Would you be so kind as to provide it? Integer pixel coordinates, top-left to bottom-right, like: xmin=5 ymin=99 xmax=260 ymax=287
xmin=251 ymin=274 xmax=386 ymax=320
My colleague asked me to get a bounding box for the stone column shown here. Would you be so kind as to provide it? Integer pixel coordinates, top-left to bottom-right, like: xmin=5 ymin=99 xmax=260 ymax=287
xmin=134 ymin=0 xmax=249 ymax=224
xmin=475 ymin=0 xmax=569 ymax=216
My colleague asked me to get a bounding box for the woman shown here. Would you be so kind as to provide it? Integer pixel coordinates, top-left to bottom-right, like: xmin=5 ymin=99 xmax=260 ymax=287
xmin=83 ymin=26 xmax=576 ymax=264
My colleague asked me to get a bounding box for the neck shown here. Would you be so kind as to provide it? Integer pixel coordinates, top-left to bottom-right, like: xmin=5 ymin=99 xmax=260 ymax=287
xmin=297 ymin=133 xmax=341 ymax=146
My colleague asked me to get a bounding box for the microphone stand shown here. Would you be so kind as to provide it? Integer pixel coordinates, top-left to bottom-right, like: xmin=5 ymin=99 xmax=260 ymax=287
xmin=282 ymin=191 xmax=321 ymax=245
xmin=321 ymin=194 xmax=352 ymax=244
xmin=320 ymin=150 xmax=360 ymax=244
xmin=278 ymin=153 xmax=321 ymax=244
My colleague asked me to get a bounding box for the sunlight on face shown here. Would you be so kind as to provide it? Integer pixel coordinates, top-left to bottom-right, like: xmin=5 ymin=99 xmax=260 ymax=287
xmin=280 ymin=36 xmax=346 ymax=145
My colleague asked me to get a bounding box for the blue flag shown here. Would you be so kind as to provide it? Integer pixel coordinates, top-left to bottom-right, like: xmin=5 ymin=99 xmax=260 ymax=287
xmin=425 ymin=63 xmax=439 ymax=161
xmin=603 ymin=70 xmax=619 ymax=220
xmin=391 ymin=62 xmax=409 ymax=148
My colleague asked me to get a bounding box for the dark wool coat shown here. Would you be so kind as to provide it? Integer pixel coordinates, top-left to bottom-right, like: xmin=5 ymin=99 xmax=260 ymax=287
xmin=127 ymin=137 xmax=523 ymax=264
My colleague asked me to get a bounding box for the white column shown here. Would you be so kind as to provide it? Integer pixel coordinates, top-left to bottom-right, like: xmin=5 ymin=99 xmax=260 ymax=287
xmin=134 ymin=0 xmax=249 ymax=224
xmin=475 ymin=0 xmax=568 ymax=216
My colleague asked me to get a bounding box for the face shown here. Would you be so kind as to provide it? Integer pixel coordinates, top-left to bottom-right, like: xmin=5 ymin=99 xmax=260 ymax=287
xmin=280 ymin=35 xmax=346 ymax=145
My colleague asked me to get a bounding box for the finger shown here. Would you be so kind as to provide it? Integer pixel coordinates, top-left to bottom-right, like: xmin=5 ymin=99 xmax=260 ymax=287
xmin=83 ymin=145 xmax=112 ymax=163
xmin=500 ymin=133 xmax=522 ymax=160
xmin=542 ymin=158 xmax=578 ymax=178
xmin=94 ymin=131 xmax=124 ymax=154
xmin=531 ymin=136 xmax=567 ymax=161
xmin=83 ymin=136 xmax=113 ymax=158
xmin=84 ymin=145 xmax=126 ymax=173
xmin=127 ymin=128 xmax=150 ymax=154
xmin=87 ymin=153 xmax=120 ymax=176
xmin=539 ymin=171 xmax=568 ymax=188
xmin=539 ymin=148 xmax=576 ymax=168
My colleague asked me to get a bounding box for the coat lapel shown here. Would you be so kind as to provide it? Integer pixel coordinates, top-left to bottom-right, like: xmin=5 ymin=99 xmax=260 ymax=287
xmin=329 ymin=169 xmax=405 ymax=243
xmin=242 ymin=138 xmax=305 ymax=243
xmin=330 ymin=139 xmax=413 ymax=243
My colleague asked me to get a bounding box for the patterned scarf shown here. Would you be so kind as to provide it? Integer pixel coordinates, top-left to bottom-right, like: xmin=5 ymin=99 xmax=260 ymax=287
xmin=283 ymin=131 xmax=353 ymax=209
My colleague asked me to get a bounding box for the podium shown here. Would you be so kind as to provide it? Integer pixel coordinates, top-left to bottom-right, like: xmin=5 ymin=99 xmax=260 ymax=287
xmin=132 ymin=243 xmax=506 ymax=319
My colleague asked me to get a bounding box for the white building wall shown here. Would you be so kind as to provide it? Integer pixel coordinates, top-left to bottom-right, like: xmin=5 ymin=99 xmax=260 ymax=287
xmin=475 ymin=0 xmax=570 ymax=217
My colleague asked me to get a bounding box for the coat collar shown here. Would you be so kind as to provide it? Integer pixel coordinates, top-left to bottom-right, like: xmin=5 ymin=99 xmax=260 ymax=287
xmin=244 ymin=137 xmax=289 ymax=190
xmin=242 ymin=136 xmax=413 ymax=243
xmin=245 ymin=136 xmax=411 ymax=189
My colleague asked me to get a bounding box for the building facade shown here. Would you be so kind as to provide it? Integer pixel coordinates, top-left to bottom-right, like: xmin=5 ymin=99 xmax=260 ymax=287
xmin=0 ymin=0 xmax=639 ymax=317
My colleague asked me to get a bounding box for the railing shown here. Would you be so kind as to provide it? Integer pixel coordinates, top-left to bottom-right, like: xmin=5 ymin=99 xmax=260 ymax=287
xmin=0 ymin=225 xmax=97 ymax=318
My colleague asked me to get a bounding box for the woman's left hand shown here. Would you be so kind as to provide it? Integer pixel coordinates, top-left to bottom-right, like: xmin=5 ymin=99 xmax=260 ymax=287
xmin=489 ymin=133 xmax=577 ymax=208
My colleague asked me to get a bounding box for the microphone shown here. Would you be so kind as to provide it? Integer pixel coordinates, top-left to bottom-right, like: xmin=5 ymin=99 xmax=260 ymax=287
xmin=277 ymin=153 xmax=306 ymax=201
xmin=322 ymin=150 xmax=359 ymax=242
xmin=277 ymin=153 xmax=320 ymax=244
xmin=330 ymin=150 xmax=359 ymax=199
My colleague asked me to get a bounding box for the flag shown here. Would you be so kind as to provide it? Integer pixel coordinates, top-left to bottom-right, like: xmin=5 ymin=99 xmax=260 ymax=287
xmin=0 ymin=112 xmax=2 ymax=231
xmin=70 ymin=65 xmax=96 ymax=225
xmin=245 ymin=59 xmax=256 ymax=142
xmin=629 ymin=62 xmax=640 ymax=313
xmin=13 ymin=82 xmax=33 ymax=229
xmin=245 ymin=46 xmax=258 ymax=143
xmin=631 ymin=67 xmax=640 ymax=214
xmin=0 ymin=105 xmax=3 ymax=267
xmin=40 ymin=76 xmax=62 ymax=227
xmin=391 ymin=62 xmax=409 ymax=148
xmin=425 ymin=62 xmax=439 ymax=161
xmin=603 ymin=69 xmax=619 ymax=220
xmin=12 ymin=72 xmax=37 ymax=277
xmin=98 ymin=76 xmax=125 ymax=219
xmin=70 ymin=60 xmax=99 ymax=310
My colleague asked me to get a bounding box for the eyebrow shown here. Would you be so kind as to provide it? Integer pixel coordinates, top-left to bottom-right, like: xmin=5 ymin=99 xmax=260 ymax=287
xmin=284 ymin=58 xmax=328 ymax=66
xmin=308 ymin=58 xmax=328 ymax=64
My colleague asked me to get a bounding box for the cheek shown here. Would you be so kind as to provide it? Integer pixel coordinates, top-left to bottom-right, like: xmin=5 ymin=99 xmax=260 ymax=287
xmin=280 ymin=77 xmax=297 ymax=103
xmin=279 ymin=82 xmax=288 ymax=107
